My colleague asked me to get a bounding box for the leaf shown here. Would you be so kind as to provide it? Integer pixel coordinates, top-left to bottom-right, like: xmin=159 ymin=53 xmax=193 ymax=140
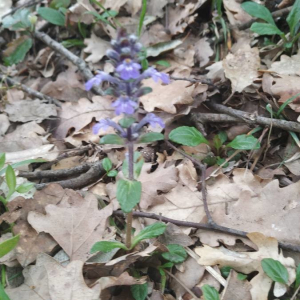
xmin=241 ymin=2 xmax=275 ymax=25
xmin=100 ymin=134 xmax=124 ymax=145
xmin=0 ymin=234 xmax=19 ymax=258
xmin=131 ymin=222 xmax=166 ymax=248
xmin=102 ymin=157 xmax=112 ymax=172
xmin=201 ymin=284 xmax=220 ymax=300
xmin=37 ymin=7 xmax=65 ymax=26
xmin=286 ymin=0 xmax=300 ymax=36
xmin=4 ymin=38 xmax=32 ymax=66
xmin=169 ymin=126 xmax=209 ymax=146
xmin=122 ymin=152 xmax=144 ymax=179
xmin=277 ymin=92 xmax=300 ymax=116
xmin=16 ymin=182 xmax=35 ymax=194
xmin=156 ymin=60 xmax=171 ymax=67
xmin=250 ymin=22 xmax=284 ymax=36
xmin=0 ymin=153 xmax=5 ymax=170
xmin=221 ymin=266 xmax=232 ymax=278
xmin=116 ymin=179 xmax=142 ymax=213
xmin=162 ymin=244 xmax=187 ymax=263
xmin=131 ymin=283 xmax=148 ymax=300
xmin=296 ymin=263 xmax=300 ymax=288
xmin=146 ymin=40 xmax=182 ymax=57
xmin=5 ymin=165 xmax=16 ymax=193
xmin=90 ymin=241 xmax=127 ymax=253
xmin=0 ymin=283 xmax=10 ymax=300
xmin=119 ymin=117 xmax=136 ymax=128
xmin=107 ymin=170 xmax=118 ymax=177
xmin=138 ymin=0 xmax=147 ymax=36
xmin=2 ymin=9 xmax=31 ymax=30
xmin=237 ymin=273 xmax=247 ymax=280
xmin=138 ymin=132 xmax=164 ymax=143
xmin=261 ymin=258 xmax=289 ymax=284
xmin=50 ymin=0 xmax=70 ymax=9
xmin=227 ymin=134 xmax=260 ymax=150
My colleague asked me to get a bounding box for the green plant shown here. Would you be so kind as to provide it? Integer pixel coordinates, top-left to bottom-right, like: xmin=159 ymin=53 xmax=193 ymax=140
xmin=201 ymin=284 xmax=220 ymax=300
xmin=261 ymin=258 xmax=289 ymax=284
xmin=241 ymin=0 xmax=300 ymax=49
xmin=102 ymin=157 xmax=118 ymax=177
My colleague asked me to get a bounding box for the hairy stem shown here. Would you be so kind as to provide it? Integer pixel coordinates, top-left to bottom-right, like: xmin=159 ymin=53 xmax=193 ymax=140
xmin=126 ymin=127 xmax=134 ymax=249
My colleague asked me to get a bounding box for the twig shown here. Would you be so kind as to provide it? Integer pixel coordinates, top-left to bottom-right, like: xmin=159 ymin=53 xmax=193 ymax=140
xmin=291 ymin=282 xmax=300 ymax=300
xmin=204 ymin=102 xmax=300 ymax=133
xmin=170 ymin=76 xmax=215 ymax=86
xmin=113 ymin=210 xmax=300 ymax=252
xmin=35 ymin=161 xmax=104 ymax=190
xmin=0 ymin=74 xmax=61 ymax=107
xmin=33 ymin=31 xmax=103 ymax=96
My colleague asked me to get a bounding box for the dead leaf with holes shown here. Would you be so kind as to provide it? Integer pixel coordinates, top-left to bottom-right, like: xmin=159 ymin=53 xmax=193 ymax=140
xmin=223 ymin=44 xmax=260 ymax=93
xmin=54 ymin=96 xmax=114 ymax=139
xmin=140 ymin=79 xmax=195 ymax=113
xmin=28 ymin=192 xmax=115 ymax=261
xmin=196 ymin=232 xmax=296 ymax=300
xmin=269 ymin=51 xmax=300 ymax=76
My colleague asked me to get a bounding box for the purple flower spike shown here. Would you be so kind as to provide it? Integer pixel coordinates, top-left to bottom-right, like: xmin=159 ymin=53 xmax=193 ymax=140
xmin=93 ymin=119 xmax=111 ymax=134
xmin=112 ymin=96 xmax=138 ymax=115
xmin=116 ymin=59 xmax=141 ymax=80
xmin=85 ymin=71 xmax=119 ymax=91
xmin=143 ymin=67 xmax=170 ymax=84
xmin=146 ymin=113 xmax=165 ymax=128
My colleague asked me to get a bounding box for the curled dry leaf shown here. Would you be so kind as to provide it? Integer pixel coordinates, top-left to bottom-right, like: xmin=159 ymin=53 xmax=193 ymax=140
xmin=28 ymin=192 xmax=115 ymax=261
xmin=140 ymin=79 xmax=195 ymax=113
xmin=195 ymin=232 xmax=296 ymax=300
xmin=223 ymin=44 xmax=260 ymax=93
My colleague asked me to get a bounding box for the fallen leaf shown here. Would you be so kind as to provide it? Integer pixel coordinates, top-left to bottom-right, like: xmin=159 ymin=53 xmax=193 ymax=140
xmin=196 ymin=232 xmax=296 ymax=300
xmin=5 ymin=99 xmax=57 ymax=123
xmin=125 ymin=0 xmax=142 ymax=16
xmin=206 ymin=61 xmax=225 ymax=82
xmin=69 ymin=0 xmax=97 ymax=25
xmin=223 ymin=0 xmax=252 ymax=25
xmin=54 ymin=96 xmax=114 ymax=139
xmin=223 ymin=44 xmax=260 ymax=93
xmin=0 ymin=114 xmax=10 ymax=136
xmin=140 ymin=24 xmax=171 ymax=47
xmin=146 ymin=40 xmax=183 ymax=58
xmin=140 ymin=79 xmax=195 ymax=113
xmin=84 ymin=32 xmax=111 ymax=63
xmin=28 ymin=192 xmax=115 ymax=261
xmin=100 ymin=0 xmax=127 ymax=13
xmin=147 ymin=0 xmax=168 ymax=18
xmin=194 ymin=38 xmax=214 ymax=67
xmin=269 ymin=51 xmax=300 ymax=76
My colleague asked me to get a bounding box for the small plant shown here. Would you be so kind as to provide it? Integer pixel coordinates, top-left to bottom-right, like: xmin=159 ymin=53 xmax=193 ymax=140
xmin=241 ymin=0 xmax=300 ymax=49
xmin=201 ymin=284 xmax=220 ymax=300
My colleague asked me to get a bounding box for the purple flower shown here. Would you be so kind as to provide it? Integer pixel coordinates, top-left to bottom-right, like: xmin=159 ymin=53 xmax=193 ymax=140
xmin=93 ymin=119 xmax=112 ymax=134
xmin=112 ymin=96 xmax=138 ymax=115
xmin=116 ymin=59 xmax=141 ymax=80
xmin=143 ymin=67 xmax=170 ymax=84
xmin=135 ymin=113 xmax=165 ymax=132
xmin=85 ymin=72 xmax=118 ymax=91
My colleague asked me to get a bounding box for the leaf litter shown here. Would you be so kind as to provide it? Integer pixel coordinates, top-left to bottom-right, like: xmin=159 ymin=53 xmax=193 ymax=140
xmin=1 ymin=0 xmax=300 ymax=299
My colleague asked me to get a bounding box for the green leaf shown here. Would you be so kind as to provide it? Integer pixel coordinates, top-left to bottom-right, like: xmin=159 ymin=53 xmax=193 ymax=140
xmin=241 ymin=2 xmax=275 ymax=25
xmin=0 ymin=235 xmax=19 ymax=258
xmin=250 ymin=22 xmax=284 ymax=36
xmin=0 ymin=158 xmax=46 ymax=176
xmin=102 ymin=158 xmax=113 ymax=172
xmin=61 ymin=39 xmax=85 ymax=48
xmin=169 ymin=126 xmax=209 ymax=146
xmin=138 ymin=132 xmax=164 ymax=143
xmin=277 ymin=92 xmax=300 ymax=116
xmin=287 ymin=0 xmax=300 ymax=36
xmin=2 ymin=9 xmax=31 ymax=30
xmin=122 ymin=152 xmax=144 ymax=179
xmin=131 ymin=222 xmax=166 ymax=249
xmin=0 ymin=283 xmax=10 ymax=300
xmin=227 ymin=134 xmax=260 ymax=150
xmin=100 ymin=134 xmax=124 ymax=145
xmin=201 ymin=284 xmax=220 ymax=300
xmin=5 ymin=165 xmax=16 ymax=193
xmin=162 ymin=244 xmax=187 ymax=264
xmin=4 ymin=38 xmax=33 ymax=66
xmin=261 ymin=258 xmax=289 ymax=284
xmin=138 ymin=0 xmax=147 ymax=36
xmin=131 ymin=283 xmax=148 ymax=300
xmin=37 ymin=7 xmax=65 ymax=26
xmin=119 ymin=117 xmax=136 ymax=128
xmin=216 ymin=157 xmax=228 ymax=167
xmin=296 ymin=263 xmax=300 ymax=288
xmin=237 ymin=273 xmax=247 ymax=281
xmin=156 ymin=60 xmax=171 ymax=67
xmin=160 ymin=262 xmax=174 ymax=269
xmin=107 ymin=170 xmax=118 ymax=177
xmin=220 ymin=266 xmax=232 ymax=278
xmin=0 ymin=153 xmax=6 ymax=170
xmin=16 ymin=182 xmax=35 ymax=193
xmin=117 ymin=179 xmax=142 ymax=213
xmin=90 ymin=240 xmax=128 ymax=253
xmin=50 ymin=0 xmax=71 ymax=9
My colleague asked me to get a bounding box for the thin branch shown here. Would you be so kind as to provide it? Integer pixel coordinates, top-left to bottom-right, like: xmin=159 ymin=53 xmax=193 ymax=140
xmin=33 ymin=31 xmax=103 ymax=96
xmin=0 ymin=74 xmax=61 ymax=107
xmin=113 ymin=210 xmax=300 ymax=252
xmin=170 ymin=76 xmax=215 ymax=86
xmin=204 ymin=102 xmax=300 ymax=133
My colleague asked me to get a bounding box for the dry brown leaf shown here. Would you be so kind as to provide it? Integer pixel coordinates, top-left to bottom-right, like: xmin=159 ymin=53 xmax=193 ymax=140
xmin=194 ymin=38 xmax=214 ymax=67
xmin=147 ymin=0 xmax=168 ymax=17
xmin=69 ymin=0 xmax=97 ymax=25
xmin=54 ymin=96 xmax=114 ymax=139
xmin=223 ymin=44 xmax=260 ymax=93
xmin=140 ymin=79 xmax=195 ymax=113
xmin=223 ymin=0 xmax=252 ymax=25
xmin=140 ymin=24 xmax=171 ymax=47
xmin=28 ymin=193 xmax=115 ymax=261
xmin=101 ymin=0 xmax=127 ymax=13
xmin=124 ymin=0 xmax=142 ymax=16
xmin=221 ymin=270 xmax=252 ymax=300
xmin=269 ymin=51 xmax=300 ymax=76
xmin=196 ymin=232 xmax=296 ymax=300
xmin=0 ymin=114 xmax=10 ymax=136
xmin=206 ymin=61 xmax=225 ymax=82
xmin=84 ymin=32 xmax=111 ymax=63
xmin=5 ymin=99 xmax=57 ymax=123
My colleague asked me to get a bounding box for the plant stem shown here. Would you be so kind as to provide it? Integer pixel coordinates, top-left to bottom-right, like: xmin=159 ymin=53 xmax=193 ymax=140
xmin=125 ymin=127 xmax=134 ymax=249
xmin=1 ymin=265 xmax=6 ymax=287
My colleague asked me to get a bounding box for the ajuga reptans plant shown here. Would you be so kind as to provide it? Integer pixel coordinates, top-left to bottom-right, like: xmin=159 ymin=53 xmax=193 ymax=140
xmin=87 ymin=29 xmax=169 ymax=251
